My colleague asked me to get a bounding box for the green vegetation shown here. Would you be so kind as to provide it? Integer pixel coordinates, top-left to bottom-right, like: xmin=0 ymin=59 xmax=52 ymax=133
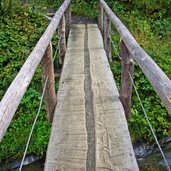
xmin=72 ymin=0 xmax=98 ymax=19
xmin=108 ymin=1 xmax=171 ymax=142
xmin=0 ymin=0 xmax=171 ymax=162
xmin=0 ymin=1 xmax=50 ymax=161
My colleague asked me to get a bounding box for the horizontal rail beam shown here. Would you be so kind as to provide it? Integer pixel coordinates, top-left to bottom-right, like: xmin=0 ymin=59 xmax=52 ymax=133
xmin=100 ymin=0 xmax=171 ymax=115
xmin=0 ymin=0 xmax=71 ymax=141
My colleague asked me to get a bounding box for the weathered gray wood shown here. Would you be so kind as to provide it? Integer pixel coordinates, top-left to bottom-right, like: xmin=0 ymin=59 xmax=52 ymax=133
xmin=41 ymin=43 xmax=57 ymax=122
xmin=44 ymin=24 xmax=87 ymax=171
xmin=103 ymin=12 xmax=112 ymax=63
xmin=98 ymin=1 xmax=103 ymax=33
xmin=0 ymin=0 xmax=71 ymax=142
xmin=100 ymin=0 xmax=171 ymax=115
xmin=44 ymin=24 xmax=139 ymax=171
xmin=65 ymin=3 xmax=71 ymax=41
xmin=58 ymin=15 xmax=66 ymax=66
xmin=88 ymin=24 xmax=139 ymax=171
xmin=119 ymin=39 xmax=134 ymax=118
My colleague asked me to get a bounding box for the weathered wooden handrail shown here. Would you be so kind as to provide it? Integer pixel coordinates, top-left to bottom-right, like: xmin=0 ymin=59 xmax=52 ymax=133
xmin=99 ymin=0 xmax=171 ymax=116
xmin=0 ymin=0 xmax=71 ymax=141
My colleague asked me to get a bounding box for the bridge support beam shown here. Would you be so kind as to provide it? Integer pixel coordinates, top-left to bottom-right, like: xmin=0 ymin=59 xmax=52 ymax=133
xmin=103 ymin=13 xmax=112 ymax=63
xmin=119 ymin=39 xmax=134 ymax=118
xmin=41 ymin=43 xmax=57 ymax=122
xmin=58 ymin=15 xmax=66 ymax=67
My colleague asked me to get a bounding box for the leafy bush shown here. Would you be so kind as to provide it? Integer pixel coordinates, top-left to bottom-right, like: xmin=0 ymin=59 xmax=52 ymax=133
xmin=72 ymin=0 xmax=98 ymax=19
xmin=0 ymin=4 xmax=51 ymax=161
xmin=110 ymin=1 xmax=171 ymax=143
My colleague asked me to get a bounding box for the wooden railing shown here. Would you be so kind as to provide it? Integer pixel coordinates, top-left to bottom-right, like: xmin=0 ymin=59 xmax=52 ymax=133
xmin=98 ymin=0 xmax=171 ymax=118
xmin=0 ymin=0 xmax=71 ymax=141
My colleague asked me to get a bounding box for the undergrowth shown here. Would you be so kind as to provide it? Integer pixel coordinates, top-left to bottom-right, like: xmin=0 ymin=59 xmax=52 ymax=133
xmin=109 ymin=1 xmax=171 ymax=142
xmin=0 ymin=4 xmax=51 ymax=161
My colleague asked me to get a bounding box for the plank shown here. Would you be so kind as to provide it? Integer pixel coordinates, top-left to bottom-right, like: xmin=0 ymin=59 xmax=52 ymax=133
xmin=44 ymin=24 xmax=87 ymax=171
xmin=88 ymin=24 xmax=139 ymax=171
xmin=45 ymin=24 xmax=139 ymax=171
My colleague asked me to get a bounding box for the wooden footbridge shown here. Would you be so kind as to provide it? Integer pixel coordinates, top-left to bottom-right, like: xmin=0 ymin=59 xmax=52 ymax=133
xmin=0 ymin=0 xmax=171 ymax=170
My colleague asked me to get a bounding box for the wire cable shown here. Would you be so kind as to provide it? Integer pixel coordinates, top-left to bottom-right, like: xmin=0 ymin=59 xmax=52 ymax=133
xmin=19 ymin=76 xmax=49 ymax=171
xmin=111 ymin=34 xmax=170 ymax=170
xmin=129 ymin=72 xmax=171 ymax=171
xmin=110 ymin=35 xmax=121 ymax=60
xmin=53 ymin=34 xmax=62 ymax=62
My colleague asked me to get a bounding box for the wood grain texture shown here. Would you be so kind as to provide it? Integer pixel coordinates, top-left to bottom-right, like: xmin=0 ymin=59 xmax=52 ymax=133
xmin=88 ymin=24 xmax=139 ymax=171
xmin=0 ymin=0 xmax=71 ymax=141
xmin=44 ymin=24 xmax=87 ymax=171
xmin=44 ymin=24 xmax=139 ymax=171
xmin=100 ymin=0 xmax=171 ymax=115
xmin=41 ymin=43 xmax=57 ymax=122
xmin=119 ymin=39 xmax=134 ymax=118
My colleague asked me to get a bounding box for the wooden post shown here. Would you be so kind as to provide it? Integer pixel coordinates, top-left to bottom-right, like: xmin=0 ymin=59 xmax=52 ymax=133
xmin=100 ymin=0 xmax=171 ymax=115
xmin=0 ymin=0 xmax=71 ymax=141
xmin=65 ymin=3 xmax=71 ymax=41
xmin=98 ymin=1 xmax=103 ymax=34
xmin=119 ymin=39 xmax=134 ymax=118
xmin=103 ymin=12 xmax=112 ymax=63
xmin=41 ymin=43 xmax=57 ymax=122
xmin=58 ymin=14 xmax=66 ymax=67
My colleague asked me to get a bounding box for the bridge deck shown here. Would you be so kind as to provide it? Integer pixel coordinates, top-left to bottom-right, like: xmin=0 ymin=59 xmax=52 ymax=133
xmin=44 ymin=24 xmax=139 ymax=171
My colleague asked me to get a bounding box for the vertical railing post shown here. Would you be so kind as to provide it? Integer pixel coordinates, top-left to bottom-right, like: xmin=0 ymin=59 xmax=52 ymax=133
xmin=58 ymin=15 xmax=66 ymax=67
xmin=103 ymin=12 xmax=112 ymax=63
xmin=65 ymin=3 xmax=71 ymax=42
xmin=119 ymin=39 xmax=134 ymax=118
xmin=41 ymin=42 xmax=57 ymax=122
xmin=98 ymin=1 xmax=103 ymax=34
